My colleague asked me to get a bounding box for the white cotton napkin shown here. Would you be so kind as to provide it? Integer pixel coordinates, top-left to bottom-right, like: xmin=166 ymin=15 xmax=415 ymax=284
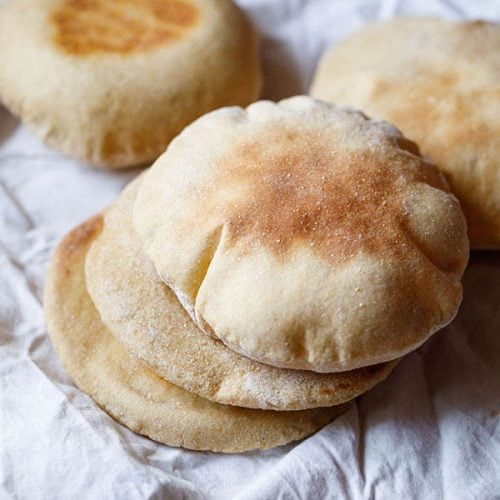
xmin=1 ymin=0 xmax=499 ymax=498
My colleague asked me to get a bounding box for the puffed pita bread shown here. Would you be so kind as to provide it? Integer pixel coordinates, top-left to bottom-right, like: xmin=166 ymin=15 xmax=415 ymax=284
xmin=85 ymin=177 xmax=397 ymax=411
xmin=132 ymin=97 xmax=469 ymax=373
xmin=0 ymin=0 xmax=261 ymax=168
xmin=44 ymin=214 xmax=346 ymax=453
xmin=311 ymin=18 xmax=500 ymax=249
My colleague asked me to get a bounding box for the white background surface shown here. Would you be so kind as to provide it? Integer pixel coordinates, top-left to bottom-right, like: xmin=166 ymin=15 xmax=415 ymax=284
xmin=1 ymin=0 xmax=500 ymax=498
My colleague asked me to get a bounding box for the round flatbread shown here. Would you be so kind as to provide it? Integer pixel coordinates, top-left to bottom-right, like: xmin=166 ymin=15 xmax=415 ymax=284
xmin=0 ymin=0 xmax=261 ymax=168
xmin=44 ymin=214 xmax=346 ymax=453
xmin=311 ymin=17 xmax=500 ymax=249
xmin=85 ymin=177 xmax=397 ymax=411
xmin=132 ymin=97 xmax=468 ymax=373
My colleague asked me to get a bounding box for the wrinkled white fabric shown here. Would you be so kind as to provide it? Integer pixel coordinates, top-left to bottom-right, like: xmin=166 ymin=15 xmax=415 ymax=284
xmin=1 ymin=1 xmax=499 ymax=498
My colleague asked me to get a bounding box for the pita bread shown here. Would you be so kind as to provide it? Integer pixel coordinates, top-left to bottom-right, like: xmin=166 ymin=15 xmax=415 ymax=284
xmin=132 ymin=97 xmax=468 ymax=373
xmin=311 ymin=18 xmax=500 ymax=249
xmin=85 ymin=177 xmax=398 ymax=410
xmin=44 ymin=214 xmax=346 ymax=453
xmin=0 ymin=0 xmax=261 ymax=168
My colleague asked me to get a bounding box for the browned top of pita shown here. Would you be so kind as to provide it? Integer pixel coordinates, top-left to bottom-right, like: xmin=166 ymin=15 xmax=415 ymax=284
xmin=195 ymin=129 xmax=459 ymax=274
xmin=52 ymin=0 xmax=198 ymax=55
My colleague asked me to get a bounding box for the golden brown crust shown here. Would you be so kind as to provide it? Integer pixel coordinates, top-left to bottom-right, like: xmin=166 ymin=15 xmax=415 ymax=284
xmin=52 ymin=0 xmax=199 ymax=55
xmin=200 ymin=133 xmax=461 ymax=274
xmin=55 ymin=214 xmax=104 ymax=263
xmin=44 ymin=215 xmax=347 ymax=453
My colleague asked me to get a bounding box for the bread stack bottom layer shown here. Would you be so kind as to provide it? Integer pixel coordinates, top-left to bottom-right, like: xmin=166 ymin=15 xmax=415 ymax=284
xmin=44 ymin=214 xmax=350 ymax=453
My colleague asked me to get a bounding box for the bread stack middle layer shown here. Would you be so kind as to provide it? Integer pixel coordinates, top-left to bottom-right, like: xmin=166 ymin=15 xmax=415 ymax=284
xmin=86 ymin=178 xmax=395 ymax=411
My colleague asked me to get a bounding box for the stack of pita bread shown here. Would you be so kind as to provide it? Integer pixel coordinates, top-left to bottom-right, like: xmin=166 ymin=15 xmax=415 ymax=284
xmin=45 ymin=97 xmax=469 ymax=452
